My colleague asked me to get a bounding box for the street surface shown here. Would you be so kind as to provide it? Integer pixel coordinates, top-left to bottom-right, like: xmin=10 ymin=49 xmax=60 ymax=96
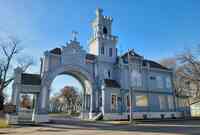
xmin=1 ymin=119 xmax=200 ymax=135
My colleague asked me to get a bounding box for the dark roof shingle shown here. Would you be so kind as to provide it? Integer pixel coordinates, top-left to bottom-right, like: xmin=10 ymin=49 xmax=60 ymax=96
xmin=104 ymin=79 xmax=120 ymax=88
xmin=121 ymin=49 xmax=143 ymax=59
xmin=21 ymin=73 xmax=41 ymax=85
xmin=143 ymin=59 xmax=169 ymax=70
xmin=86 ymin=53 xmax=96 ymax=60
xmin=50 ymin=48 xmax=62 ymax=55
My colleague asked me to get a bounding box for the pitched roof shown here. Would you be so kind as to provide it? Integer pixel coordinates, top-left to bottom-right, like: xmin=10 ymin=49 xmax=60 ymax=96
xmin=143 ymin=59 xmax=169 ymax=70
xmin=21 ymin=73 xmax=41 ymax=85
xmin=50 ymin=48 xmax=62 ymax=55
xmin=121 ymin=49 xmax=143 ymax=59
xmin=86 ymin=53 xmax=96 ymax=60
xmin=104 ymin=79 xmax=120 ymax=88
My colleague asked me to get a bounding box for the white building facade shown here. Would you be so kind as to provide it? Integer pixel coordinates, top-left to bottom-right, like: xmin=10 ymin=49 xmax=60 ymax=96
xmin=9 ymin=9 xmax=189 ymax=123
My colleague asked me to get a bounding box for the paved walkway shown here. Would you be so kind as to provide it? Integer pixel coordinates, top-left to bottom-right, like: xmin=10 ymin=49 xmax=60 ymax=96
xmin=1 ymin=120 xmax=200 ymax=135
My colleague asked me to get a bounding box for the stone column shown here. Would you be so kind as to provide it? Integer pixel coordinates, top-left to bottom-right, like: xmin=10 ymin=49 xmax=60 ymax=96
xmin=12 ymin=67 xmax=23 ymax=111
xmin=89 ymin=83 xmax=96 ymax=119
xmin=36 ymin=80 xmax=50 ymax=123
xmin=8 ymin=67 xmax=23 ymax=124
xmin=102 ymin=89 xmax=105 ymax=115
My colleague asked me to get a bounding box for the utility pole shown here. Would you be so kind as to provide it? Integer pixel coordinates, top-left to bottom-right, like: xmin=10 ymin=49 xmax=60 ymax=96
xmin=129 ymin=87 xmax=133 ymax=123
xmin=128 ymin=49 xmax=133 ymax=124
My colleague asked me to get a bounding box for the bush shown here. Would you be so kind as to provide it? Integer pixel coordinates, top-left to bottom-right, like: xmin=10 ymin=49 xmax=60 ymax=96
xmin=0 ymin=118 xmax=9 ymax=128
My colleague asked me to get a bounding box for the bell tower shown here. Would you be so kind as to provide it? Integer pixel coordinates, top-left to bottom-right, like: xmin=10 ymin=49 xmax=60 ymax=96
xmin=88 ymin=8 xmax=118 ymax=62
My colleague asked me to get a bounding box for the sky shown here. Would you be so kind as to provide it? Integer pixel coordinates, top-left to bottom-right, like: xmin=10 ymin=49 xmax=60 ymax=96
xmin=0 ymin=0 xmax=200 ymax=97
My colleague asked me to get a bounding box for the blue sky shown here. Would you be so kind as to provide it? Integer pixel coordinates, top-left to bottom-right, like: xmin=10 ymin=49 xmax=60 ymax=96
xmin=1 ymin=0 xmax=200 ymax=97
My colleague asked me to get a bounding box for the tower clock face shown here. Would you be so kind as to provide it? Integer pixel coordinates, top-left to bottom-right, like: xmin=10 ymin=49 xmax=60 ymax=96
xmin=103 ymin=26 xmax=108 ymax=35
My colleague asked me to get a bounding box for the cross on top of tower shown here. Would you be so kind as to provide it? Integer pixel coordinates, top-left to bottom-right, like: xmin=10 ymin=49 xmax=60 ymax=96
xmin=96 ymin=8 xmax=103 ymax=17
xmin=72 ymin=30 xmax=79 ymax=41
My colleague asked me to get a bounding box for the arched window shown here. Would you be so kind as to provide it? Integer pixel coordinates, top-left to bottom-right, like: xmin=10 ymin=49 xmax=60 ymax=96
xmin=103 ymin=26 xmax=108 ymax=35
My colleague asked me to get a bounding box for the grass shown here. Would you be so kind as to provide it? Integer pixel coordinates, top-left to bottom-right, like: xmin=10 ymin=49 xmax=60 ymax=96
xmin=0 ymin=118 xmax=9 ymax=128
xmin=48 ymin=112 xmax=80 ymax=117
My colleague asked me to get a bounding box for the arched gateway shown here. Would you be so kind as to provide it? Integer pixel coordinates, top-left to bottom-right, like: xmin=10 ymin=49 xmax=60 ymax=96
xmin=9 ymin=39 xmax=97 ymax=123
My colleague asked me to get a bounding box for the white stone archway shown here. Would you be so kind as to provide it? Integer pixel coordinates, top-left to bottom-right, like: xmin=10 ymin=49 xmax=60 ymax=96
xmin=36 ymin=64 xmax=95 ymax=122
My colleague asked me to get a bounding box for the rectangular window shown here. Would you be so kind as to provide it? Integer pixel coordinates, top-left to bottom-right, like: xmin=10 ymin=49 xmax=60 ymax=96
xmin=111 ymin=95 xmax=117 ymax=112
xmin=168 ymin=96 xmax=174 ymax=110
xmin=124 ymin=94 xmax=130 ymax=112
xmin=108 ymin=70 xmax=111 ymax=79
xmin=157 ymin=76 xmax=163 ymax=88
xmin=178 ymin=98 xmax=189 ymax=108
xmin=99 ymin=97 xmax=102 ymax=107
xmin=159 ymin=95 xmax=168 ymax=110
xmin=127 ymin=95 xmax=130 ymax=107
xmin=166 ymin=77 xmax=172 ymax=88
xmin=101 ymin=46 xmax=104 ymax=55
xmin=136 ymin=94 xmax=148 ymax=107
xmin=109 ymin=48 xmax=112 ymax=57
xmin=150 ymin=76 xmax=156 ymax=80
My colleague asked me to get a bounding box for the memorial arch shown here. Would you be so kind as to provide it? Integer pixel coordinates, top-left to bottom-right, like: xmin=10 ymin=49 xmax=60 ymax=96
xmin=9 ymin=39 xmax=97 ymax=123
xmin=40 ymin=64 xmax=94 ymax=116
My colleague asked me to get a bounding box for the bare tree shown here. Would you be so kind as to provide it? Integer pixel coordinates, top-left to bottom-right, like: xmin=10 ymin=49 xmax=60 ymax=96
xmin=49 ymin=86 xmax=81 ymax=114
xmin=159 ymin=57 xmax=185 ymax=96
xmin=159 ymin=57 xmax=177 ymax=70
xmin=177 ymin=47 xmax=200 ymax=97
xmin=159 ymin=45 xmax=200 ymax=99
xmin=0 ymin=37 xmax=33 ymax=111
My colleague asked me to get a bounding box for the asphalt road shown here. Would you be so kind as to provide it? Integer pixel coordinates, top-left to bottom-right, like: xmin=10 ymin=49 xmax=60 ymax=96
xmin=1 ymin=119 xmax=200 ymax=135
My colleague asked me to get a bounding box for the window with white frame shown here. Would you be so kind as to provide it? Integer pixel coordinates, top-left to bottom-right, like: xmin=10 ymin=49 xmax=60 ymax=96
xmin=166 ymin=77 xmax=172 ymax=88
xmin=168 ymin=96 xmax=174 ymax=110
xmin=178 ymin=97 xmax=189 ymax=108
xmin=157 ymin=76 xmax=163 ymax=88
xmin=136 ymin=94 xmax=148 ymax=107
xmin=159 ymin=95 xmax=167 ymax=110
xmin=131 ymin=70 xmax=142 ymax=87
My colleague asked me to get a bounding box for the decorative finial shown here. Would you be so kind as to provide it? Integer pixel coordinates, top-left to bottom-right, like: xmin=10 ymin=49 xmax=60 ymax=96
xmin=72 ymin=30 xmax=79 ymax=41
